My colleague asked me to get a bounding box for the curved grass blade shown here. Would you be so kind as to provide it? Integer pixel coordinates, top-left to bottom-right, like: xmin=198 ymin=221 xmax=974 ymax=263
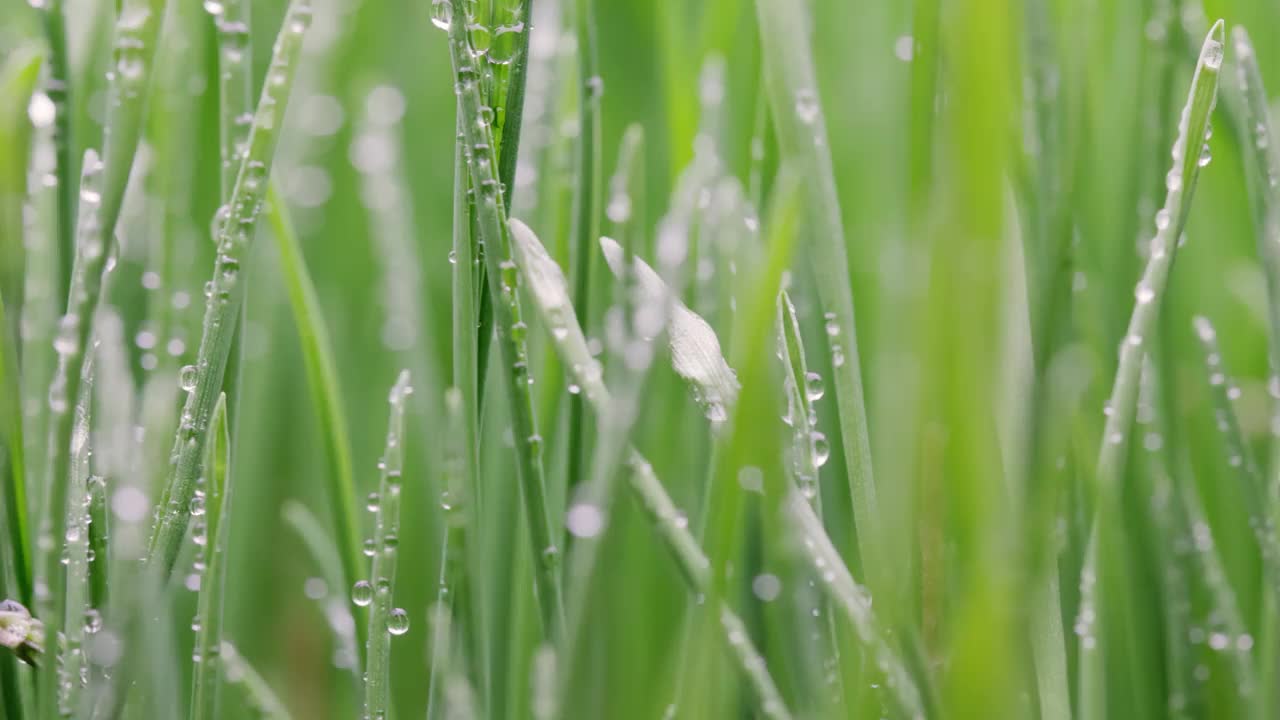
xmin=1081 ymin=20 xmax=1224 ymax=717
xmin=362 ymin=371 xmax=411 ymax=720
xmin=191 ymin=394 xmax=230 ymax=720
xmin=264 ymin=180 xmax=364 ymax=658
xmin=444 ymin=0 xmax=566 ymax=640
xmin=146 ymin=0 xmax=312 ymax=583
xmin=754 ymin=0 xmax=882 ymax=587
xmin=511 ymin=216 xmax=793 ymax=719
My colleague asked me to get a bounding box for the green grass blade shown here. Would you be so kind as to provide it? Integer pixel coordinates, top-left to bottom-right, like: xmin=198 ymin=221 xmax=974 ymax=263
xmin=280 ymin=501 xmax=359 ymax=675
xmin=443 ymin=0 xmax=566 ymax=640
xmin=146 ymin=0 xmax=312 ymax=582
xmin=510 ymin=216 xmax=793 ymax=719
xmin=565 ymin=0 xmax=602 ymax=500
xmin=35 ymin=148 xmax=104 ymax=718
xmin=34 ymin=0 xmax=75 ymax=300
xmin=191 ymin=393 xmax=230 ymax=720
xmin=0 ymin=292 xmax=30 ymax=608
xmin=59 ymin=352 xmax=93 ymax=717
xmin=264 ymin=180 xmax=364 ymax=657
xmin=362 ymin=371 xmax=411 ymax=720
xmin=753 ymin=0 xmax=882 ymax=588
xmin=1082 ymin=19 xmax=1224 ymax=718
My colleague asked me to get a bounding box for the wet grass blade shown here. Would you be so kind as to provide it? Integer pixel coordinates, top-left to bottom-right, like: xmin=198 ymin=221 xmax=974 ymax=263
xmin=565 ymin=0 xmax=602 ymax=500
xmin=35 ymin=148 xmax=104 ymax=717
xmin=33 ymin=0 xmax=74 ymax=298
xmin=146 ymin=0 xmax=312 ymax=583
xmin=264 ymin=180 xmax=363 ymax=657
xmin=362 ymin=371 xmax=412 ymax=720
xmin=191 ymin=394 xmax=230 ymax=720
xmin=444 ymin=0 xmax=566 ymax=640
xmin=754 ymin=0 xmax=882 ymax=588
xmin=1081 ymin=19 xmax=1224 ymax=717
xmin=510 ymin=216 xmax=792 ymax=719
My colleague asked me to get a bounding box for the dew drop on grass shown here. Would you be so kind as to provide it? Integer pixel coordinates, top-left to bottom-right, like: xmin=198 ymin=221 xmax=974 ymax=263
xmin=387 ymin=608 xmax=409 ymax=636
xmin=804 ymin=371 xmax=824 ymax=401
xmin=202 ymin=0 xmax=223 ymax=15
xmin=752 ymin=573 xmax=782 ymax=602
xmin=352 ymin=581 xmax=374 ymax=607
xmin=1154 ymin=208 xmax=1171 ymax=230
xmin=794 ymin=88 xmax=820 ymax=125
xmin=363 ymin=539 xmax=376 ymax=557
xmin=1134 ymin=283 xmax=1154 ymax=304
xmin=566 ymin=503 xmax=604 ymax=538
xmin=430 ymin=0 xmax=452 ymax=30
xmin=367 ymin=492 xmax=380 ymax=513
xmin=189 ymin=491 xmax=205 ymax=517
xmin=468 ymin=23 xmax=492 ymax=56
xmin=823 ymin=312 xmax=839 ymax=336
xmin=179 ymin=364 xmax=197 ymax=392
xmin=811 ymin=431 xmax=830 ymax=467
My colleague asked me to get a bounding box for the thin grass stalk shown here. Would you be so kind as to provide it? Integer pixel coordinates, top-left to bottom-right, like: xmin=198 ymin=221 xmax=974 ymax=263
xmin=59 ymin=352 xmax=93 ymax=717
xmin=510 ymin=216 xmax=795 ymax=719
xmin=753 ymin=0 xmax=882 ymax=588
xmin=565 ymin=0 xmax=601 ymax=500
xmin=362 ymin=371 xmax=411 ymax=720
xmin=775 ymin=289 xmax=846 ymax=707
xmin=210 ymin=0 xmax=253 ymax=456
xmin=36 ymin=149 xmax=103 ymax=718
xmin=34 ymin=0 xmax=74 ymax=300
xmin=1080 ymin=20 xmax=1224 ymax=717
xmin=263 ymin=181 xmax=364 ymax=659
xmin=146 ymin=0 xmax=312 ymax=583
xmin=191 ymin=394 xmax=230 ymax=720
xmin=444 ymin=0 xmax=566 ymax=640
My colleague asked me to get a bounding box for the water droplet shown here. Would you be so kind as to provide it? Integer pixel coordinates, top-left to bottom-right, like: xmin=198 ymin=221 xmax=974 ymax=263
xmin=804 ymin=371 xmax=824 ymax=401
xmin=189 ymin=492 xmax=206 ymax=517
xmin=1154 ymin=208 xmax=1171 ymax=230
xmin=823 ymin=312 xmax=839 ymax=337
xmin=1135 ymin=283 xmax=1154 ymax=304
xmin=179 ymin=365 xmax=198 ymax=392
xmin=363 ymin=539 xmax=376 ymax=557
xmin=430 ymin=0 xmax=452 ymax=29
xmin=468 ymin=23 xmax=492 ymax=56
xmin=811 ymin=432 xmax=830 ymax=467
xmin=352 ymin=581 xmax=374 ymax=606
xmin=387 ymin=608 xmax=409 ymax=635
xmin=366 ymin=493 xmax=380 ymax=513
xmin=1198 ymin=142 xmax=1212 ymax=167
xmin=202 ymin=0 xmax=223 ymax=14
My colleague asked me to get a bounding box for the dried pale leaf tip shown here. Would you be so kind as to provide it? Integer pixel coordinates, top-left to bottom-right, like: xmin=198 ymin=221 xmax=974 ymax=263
xmin=599 ymin=236 xmax=739 ymax=423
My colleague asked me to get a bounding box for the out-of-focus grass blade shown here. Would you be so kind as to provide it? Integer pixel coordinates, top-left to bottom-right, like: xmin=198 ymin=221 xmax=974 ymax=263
xmin=1191 ymin=317 xmax=1280 ymax=584
xmin=147 ymin=0 xmax=312 ymax=583
xmin=509 ymin=217 xmax=792 ymax=719
xmin=1081 ymin=19 xmax=1224 ymax=719
xmin=0 ymin=46 xmax=41 ymax=324
xmin=263 ymin=180 xmax=363 ymax=655
xmin=444 ymin=0 xmax=566 ymax=640
xmin=280 ymin=500 xmax=358 ymax=675
xmin=33 ymin=0 xmax=74 ymax=298
xmin=221 ymin=642 xmax=294 ymax=720
xmin=60 ymin=354 xmax=94 ymax=716
xmin=191 ymin=394 xmax=230 ymax=720
xmin=363 ymin=371 xmax=411 ymax=720
xmin=753 ymin=0 xmax=882 ymax=589
xmin=0 ymin=293 xmax=30 ymax=609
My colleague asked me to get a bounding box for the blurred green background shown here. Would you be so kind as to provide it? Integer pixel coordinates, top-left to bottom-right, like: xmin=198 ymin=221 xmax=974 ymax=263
xmin=5 ymin=0 xmax=1280 ymax=717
